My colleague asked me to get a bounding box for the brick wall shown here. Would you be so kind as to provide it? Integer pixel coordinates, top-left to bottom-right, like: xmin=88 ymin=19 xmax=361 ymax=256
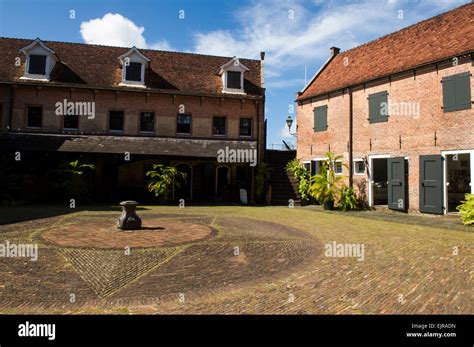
xmin=1 ymin=85 xmax=265 ymax=160
xmin=297 ymin=58 xmax=474 ymax=211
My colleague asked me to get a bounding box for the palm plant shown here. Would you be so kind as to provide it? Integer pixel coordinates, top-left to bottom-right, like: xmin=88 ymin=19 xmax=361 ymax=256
xmin=146 ymin=164 xmax=187 ymax=201
xmin=60 ymin=159 xmax=96 ymax=202
xmin=309 ymin=152 xmax=345 ymax=209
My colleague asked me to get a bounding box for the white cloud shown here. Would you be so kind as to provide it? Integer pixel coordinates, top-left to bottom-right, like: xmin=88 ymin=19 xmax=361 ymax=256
xmin=80 ymin=13 xmax=173 ymax=50
xmin=149 ymin=39 xmax=173 ymax=51
xmin=192 ymin=0 xmax=467 ymax=76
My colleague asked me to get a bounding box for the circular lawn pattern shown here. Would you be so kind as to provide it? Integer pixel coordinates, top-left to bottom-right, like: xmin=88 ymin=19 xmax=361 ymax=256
xmin=41 ymin=219 xmax=215 ymax=249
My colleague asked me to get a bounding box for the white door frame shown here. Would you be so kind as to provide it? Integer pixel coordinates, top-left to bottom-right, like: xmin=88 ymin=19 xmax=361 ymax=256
xmin=367 ymin=154 xmax=391 ymax=207
xmin=441 ymin=149 xmax=474 ymax=214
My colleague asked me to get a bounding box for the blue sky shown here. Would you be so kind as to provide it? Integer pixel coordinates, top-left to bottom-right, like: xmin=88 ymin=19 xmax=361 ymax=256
xmin=0 ymin=0 xmax=468 ymax=148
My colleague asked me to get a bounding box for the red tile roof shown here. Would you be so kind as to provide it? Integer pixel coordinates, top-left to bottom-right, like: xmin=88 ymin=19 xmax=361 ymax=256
xmin=298 ymin=2 xmax=474 ymax=101
xmin=0 ymin=38 xmax=263 ymax=98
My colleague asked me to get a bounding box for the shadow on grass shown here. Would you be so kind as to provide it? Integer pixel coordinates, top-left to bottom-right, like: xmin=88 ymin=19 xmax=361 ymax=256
xmin=0 ymin=204 xmax=127 ymax=225
xmin=0 ymin=202 xmax=257 ymax=225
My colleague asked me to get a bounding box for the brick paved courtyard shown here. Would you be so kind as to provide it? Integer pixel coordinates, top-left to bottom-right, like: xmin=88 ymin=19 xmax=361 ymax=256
xmin=0 ymin=206 xmax=472 ymax=314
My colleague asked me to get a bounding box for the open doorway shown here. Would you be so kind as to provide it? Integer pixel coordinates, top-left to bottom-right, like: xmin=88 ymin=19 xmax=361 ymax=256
xmin=446 ymin=153 xmax=471 ymax=212
xmin=371 ymin=158 xmax=388 ymax=205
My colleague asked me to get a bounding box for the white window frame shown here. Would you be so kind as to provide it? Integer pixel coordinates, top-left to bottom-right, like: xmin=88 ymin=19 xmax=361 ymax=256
xmin=353 ymin=159 xmax=366 ymax=176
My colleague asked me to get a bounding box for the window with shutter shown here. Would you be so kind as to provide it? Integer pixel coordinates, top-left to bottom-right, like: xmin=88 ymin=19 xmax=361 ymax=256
xmin=443 ymin=72 xmax=471 ymax=112
xmin=368 ymin=91 xmax=388 ymax=123
xmin=313 ymin=105 xmax=328 ymax=132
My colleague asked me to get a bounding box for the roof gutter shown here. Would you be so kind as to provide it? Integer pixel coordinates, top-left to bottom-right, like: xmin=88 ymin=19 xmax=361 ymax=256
xmin=7 ymin=85 xmax=15 ymax=131
xmin=297 ymin=50 xmax=474 ymax=103
xmin=0 ymin=81 xmax=263 ymax=101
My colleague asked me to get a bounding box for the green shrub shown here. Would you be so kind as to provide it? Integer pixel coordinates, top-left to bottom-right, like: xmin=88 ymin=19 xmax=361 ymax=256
xmin=146 ymin=164 xmax=187 ymax=201
xmin=285 ymin=159 xmax=312 ymax=205
xmin=309 ymin=152 xmax=344 ymax=208
xmin=456 ymin=193 xmax=474 ymax=226
xmin=339 ymin=186 xmax=358 ymax=211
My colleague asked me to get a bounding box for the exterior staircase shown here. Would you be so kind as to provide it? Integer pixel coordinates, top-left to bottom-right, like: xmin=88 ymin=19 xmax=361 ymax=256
xmin=266 ymin=149 xmax=300 ymax=205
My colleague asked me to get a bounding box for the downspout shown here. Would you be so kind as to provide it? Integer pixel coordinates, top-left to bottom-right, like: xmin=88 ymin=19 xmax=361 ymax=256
xmin=8 ymin=85 xmax=15 ymax=131
xmin=259 ymin=51 xmax=266 ymax=164
xmin=349 ymin=88 xmax=354 ymax=188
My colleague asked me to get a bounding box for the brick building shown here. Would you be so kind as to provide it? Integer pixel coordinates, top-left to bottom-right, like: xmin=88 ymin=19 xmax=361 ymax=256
xmin=296 ymin=3 xmax=473 ymax=214
xmin=0 ymin=37 xmax=265 ymax=203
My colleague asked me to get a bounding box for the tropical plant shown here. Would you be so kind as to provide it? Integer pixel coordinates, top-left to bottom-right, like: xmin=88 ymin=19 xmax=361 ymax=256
xmin=255 ymin=163 xmax=272 ymax=204
xmin=339 ymin=186 xmax=358 ymax=211
xmin=309 ymin=152 xmax=345 ymax=209
xmin=60 ymin=159 xmax=96 ymax=202
xmin=456 ymin=193 xmax=474 ymax=226
xmin=146 ymin=164 xmax=187 ymax=201
xmin=285 ymin=158 xmax=312 ymax=205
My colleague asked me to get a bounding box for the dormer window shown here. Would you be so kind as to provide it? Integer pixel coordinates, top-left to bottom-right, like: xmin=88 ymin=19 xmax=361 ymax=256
xmin=20 ymin=38 xmax=57 ymax=81
xmin=219 ymin=57 xmax=249 ymax=94
xmin=118 ymin=47 xmax=150 ymax=88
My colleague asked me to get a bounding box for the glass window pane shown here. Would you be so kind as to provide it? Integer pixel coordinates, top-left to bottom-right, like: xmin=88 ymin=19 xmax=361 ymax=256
xmin=28 ymin=55 xmax=46 ymax=75
xmin=125 ymin=62 xmax=142 ymax=82
xmin=213 ymin=117 xmax=226 ymax=135
xmin=140 ymin=112 xmax=155 ymax=132
xmin=239 ymin=118 xmax=251 ymax=136
xmin=64 ymin=114 xmax=79 ymax=129
xmin=109 ymin=111 xmax=124 ymax=131
xmin=227 ymin=71 xmax=241 ymax=89
xmin=27 ymin=106 xmax=42 ymax=128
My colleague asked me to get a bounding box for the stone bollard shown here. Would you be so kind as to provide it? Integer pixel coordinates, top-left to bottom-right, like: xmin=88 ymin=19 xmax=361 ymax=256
xmin=117 ymin=200 xmax=142 ymax=230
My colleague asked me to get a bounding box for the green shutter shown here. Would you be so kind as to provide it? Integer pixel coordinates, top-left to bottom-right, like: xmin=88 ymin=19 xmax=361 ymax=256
xmin=455 ymin=72 xmax=471 ymax=111
xmin=379 ymin=92 xmax=388 ymax=121
xmin=368 ymin=91 xmax=388 ymax=123
xmin=442 ymin=75 xmax=456 ymax=112
xmin=313 ymin=106 xmax=328 ymax=132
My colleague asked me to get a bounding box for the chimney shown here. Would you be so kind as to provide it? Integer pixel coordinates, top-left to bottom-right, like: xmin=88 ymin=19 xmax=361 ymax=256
xmin=260 ymin=51 xmax=265 ymax=60
xmin=260 ymin=51 xmax=265 ymax=88
xmin=330 ymin=47 xmax=340 ymax=56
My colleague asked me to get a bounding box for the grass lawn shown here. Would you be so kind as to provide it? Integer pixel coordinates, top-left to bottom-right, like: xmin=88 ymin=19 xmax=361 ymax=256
xmin=0 ymin=205 xmax=472 ymax=314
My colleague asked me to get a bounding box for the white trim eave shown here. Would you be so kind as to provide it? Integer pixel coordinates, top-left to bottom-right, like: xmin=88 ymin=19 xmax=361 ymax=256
xmin=218 ymin=57 xmax=249 ymax=75
xmin=299 ymin=53 xmax=338 ymax=94
xmin=20 ymin=38 xmax=56 ymax=55
xmin=118 ymin=46 xmax=151 ymax=66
